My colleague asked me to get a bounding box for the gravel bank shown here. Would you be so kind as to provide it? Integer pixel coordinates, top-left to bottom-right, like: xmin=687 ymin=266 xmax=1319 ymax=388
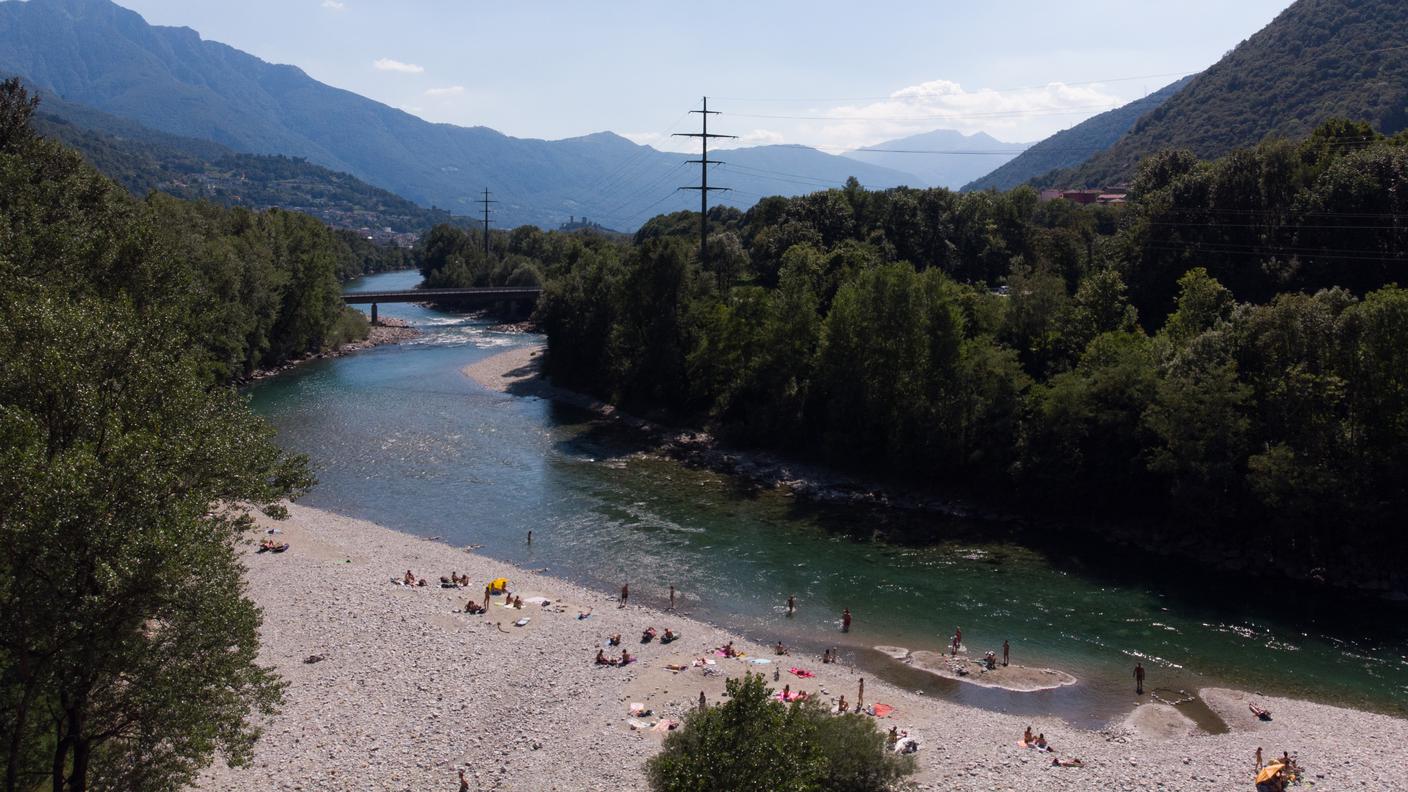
xmin=197 ymin=504 xmax=1408 ymax=791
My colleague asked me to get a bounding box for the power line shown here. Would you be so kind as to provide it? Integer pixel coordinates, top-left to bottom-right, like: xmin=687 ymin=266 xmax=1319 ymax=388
xmin=583 ymin=110 xmax=692 ymax=201
xmin=594 ymin=161 xmax=689 ymax=224
xmin=674 ymin=96 xmax=737 ymax=275
xmin=712 ymin=72 xmax=1200 ymax=103
xmin=477 ymin=188 xmax=496 ymax=258
xmin=724 ymin=103 xmax=1124 ymax=123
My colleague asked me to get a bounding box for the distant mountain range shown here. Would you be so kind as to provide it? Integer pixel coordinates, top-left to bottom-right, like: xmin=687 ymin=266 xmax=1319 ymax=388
xmin=962 ymin=77 xmax=1193 ymax=192
xmin=1054 ymin=0 xmax=1408 ymax=187
xmin=5 ymin=0 xmax=1395 ymax=229
xmin=0 ymin=0 xmax=921 ymax=229
xmin=846 ymin=129 xmax=1028 ymax=189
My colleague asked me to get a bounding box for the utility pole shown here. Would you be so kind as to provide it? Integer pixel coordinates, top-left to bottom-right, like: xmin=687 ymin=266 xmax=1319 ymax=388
xmin=478 ymin=188 xmax=497 ymax=259
xmin=674 ymin=97 xmax=735 ymax=271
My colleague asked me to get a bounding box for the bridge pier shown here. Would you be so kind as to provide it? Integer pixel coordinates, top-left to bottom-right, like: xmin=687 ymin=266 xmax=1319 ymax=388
xmin=370 ymin=303 xmax=378 ymax=325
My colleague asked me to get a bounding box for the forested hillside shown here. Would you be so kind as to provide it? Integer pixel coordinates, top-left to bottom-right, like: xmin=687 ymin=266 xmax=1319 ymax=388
xmin=30 ymin=97 xmax=454 ymax=240
xmin=5 ymin=81 xmax=387 ymax=381
xmin=1057 ymin=0 xmax=1408 ymax=186
xmin=963 ymin=77 xmax=1193 ymax=191
xmin=518 ymin=122 xmax=1408 ymax=594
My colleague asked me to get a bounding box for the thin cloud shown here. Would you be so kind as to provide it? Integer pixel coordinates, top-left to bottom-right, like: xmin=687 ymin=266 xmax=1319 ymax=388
xmin=803 ymin=79 xmax=1123 ymax=151
xmin=321 ymin=0 xmax=345 ymax=10
xmin=425 ymin=86 xmax=465 ymax=97
xmin=373 ymin=58 xmax=424 ymax=74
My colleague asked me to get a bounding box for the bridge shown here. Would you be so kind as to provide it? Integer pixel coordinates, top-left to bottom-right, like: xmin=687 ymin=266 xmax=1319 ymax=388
xmin=343 ymin=287 xmax=542 ymax=322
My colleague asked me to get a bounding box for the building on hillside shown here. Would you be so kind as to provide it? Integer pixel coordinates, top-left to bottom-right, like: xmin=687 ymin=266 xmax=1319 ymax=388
xmin=1061 ymin=190 xmax=1103 ymax=205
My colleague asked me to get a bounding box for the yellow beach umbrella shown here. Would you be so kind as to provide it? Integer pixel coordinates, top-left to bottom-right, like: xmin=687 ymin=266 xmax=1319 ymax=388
xmin=1255 ymin=763 xmax=1285 ymax=784
xmin=488 ymin=577 xmax=510 ymax=593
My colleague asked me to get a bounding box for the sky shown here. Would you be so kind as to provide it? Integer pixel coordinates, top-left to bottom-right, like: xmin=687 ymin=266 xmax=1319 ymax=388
xmin=112 ymin=0 xmax=1296 ymax=153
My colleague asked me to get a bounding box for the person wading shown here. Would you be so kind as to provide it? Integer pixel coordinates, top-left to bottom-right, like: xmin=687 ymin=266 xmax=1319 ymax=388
xmin=1134 ymin=662 xmax=1146 ymax=695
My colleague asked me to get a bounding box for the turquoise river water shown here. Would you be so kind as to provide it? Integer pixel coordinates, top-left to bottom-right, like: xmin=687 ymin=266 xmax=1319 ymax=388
xmin=248 ymin=270 xmax=1408 ymax=729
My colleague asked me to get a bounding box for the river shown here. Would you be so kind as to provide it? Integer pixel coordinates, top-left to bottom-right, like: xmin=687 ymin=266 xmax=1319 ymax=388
xmin=248 ymin=269 xmax=1408 ymax=728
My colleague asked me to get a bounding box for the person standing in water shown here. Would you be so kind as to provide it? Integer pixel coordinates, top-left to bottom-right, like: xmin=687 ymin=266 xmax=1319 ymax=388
xmin=841 ymin=608 xmax=852 ymax=632
xmin=526 ymin=530 xmax=532 ymax=545
xmin=1003 ymin=639 xmax=1010 ymax=667
xmin=620 ymin=582 xmax=629 ymax=608
xmin=787 ymin=594 xmax=796 ymax=616
xmin=1134 ymin=662 xmax=1146 ymax=694
xmin=952 ymin=627 xmax=962 ymax=656
xmin=668 ymin=585 xmax=676 ymax=610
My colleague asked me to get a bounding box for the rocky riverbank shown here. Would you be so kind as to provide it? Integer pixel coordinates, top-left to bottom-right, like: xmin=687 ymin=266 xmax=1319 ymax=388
xmin=241 ymin=317 xmax=419 ymax=383
xmin=461 ymin=343 xmax=1408 ymax=600
xmin=197 ymin=504 xmax=1408 ymax=791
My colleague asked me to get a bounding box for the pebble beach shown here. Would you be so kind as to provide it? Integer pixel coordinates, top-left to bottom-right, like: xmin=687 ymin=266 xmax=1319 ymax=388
xmin=196 ymin=346 xmax=1408 ymax=791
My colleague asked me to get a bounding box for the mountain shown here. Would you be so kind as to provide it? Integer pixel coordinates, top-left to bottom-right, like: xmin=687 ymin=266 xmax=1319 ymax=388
xmin=30 ymin=94 xmax=456 ymax=242
xmin=962 ymin=77 xmax=1194 ymax=192
xmin=846 ymin=129 xmax=1028 ymax=189
xmin=1055 ymin=0 xmax=1408 ymax=187
xmin=0 ymin=0 xmax=916 ymax=229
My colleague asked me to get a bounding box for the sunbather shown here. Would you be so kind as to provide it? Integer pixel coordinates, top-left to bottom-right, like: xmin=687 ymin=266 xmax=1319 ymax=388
xmin=1051 ymin=757 xmax=1083 ymax=767
xmin=404 ymin=570 xmax=417 ymax=586
xmin=595 ymin=649 xmax=612 ymax=666
xmin=641 ymin=627 xmax=657 ymax=643
xmin=837 ymin=695 xmax=849 ymax=713
xmin=774 ymin=641 xmax=789 ymax=655
xmin=620 ymin=649 xmax=634 ymax=665
xmin=607 ymin=634 xmax=622 ymax=647
xmin=1249 ymin=703 xmax=1272 ymax=721
xmin=1035 ymin=734 xmax=1050 ymax=752
xmin=661 ymin=628 xmax=677 ymax=643
xmin=887 ymin=726 xmax=898 ymax=747
xmin=1023 ymin=726 xmax=1034 ymax=745
xmin=822 ymin=648 xmax=832 ymax=664
xmin=577 ymin=608 xmax=592 ymax=620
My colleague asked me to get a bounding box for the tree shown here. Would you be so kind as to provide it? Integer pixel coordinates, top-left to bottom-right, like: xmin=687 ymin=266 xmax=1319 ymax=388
xmin=1162 ymin=267 xmax=1235 ymax=345
xmin=0 ymin=82 xmax=312 ymax=791
xmin=1062 ymin=268 xmax=1139 ymax=355
xmin=646 ymin=674 xmax=912 ymax=792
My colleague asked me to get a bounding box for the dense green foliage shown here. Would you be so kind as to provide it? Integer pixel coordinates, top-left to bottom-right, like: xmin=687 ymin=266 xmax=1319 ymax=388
xmin=32 ymin=102 xmax=456 ymax=238
xmin=534 ymin=127 xmax=1408 ymax=591
xmin=0 ymin=79 xmax=311 ymax=791
xmin=5 ymin=88 xmax=408 ymax=381
xmin=646 ymin=674 xmax=913 ymax=792
xmin=964 ymin=77 xmax=1193 ymax=192
xmin=1059 ymin=0 xmax=1408 ymax=186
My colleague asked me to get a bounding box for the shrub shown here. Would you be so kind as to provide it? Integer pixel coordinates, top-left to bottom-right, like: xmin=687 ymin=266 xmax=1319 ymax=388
xmin=646 ymin=673 xmax=914 ymax=792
